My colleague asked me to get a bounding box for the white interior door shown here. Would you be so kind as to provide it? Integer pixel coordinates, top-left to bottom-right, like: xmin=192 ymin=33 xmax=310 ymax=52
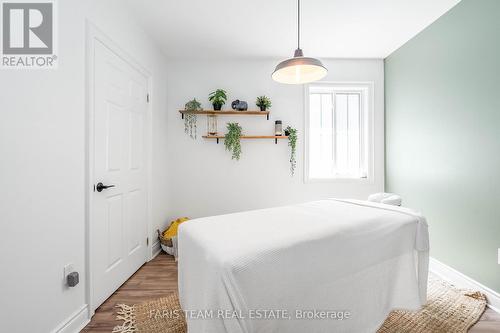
xmin=91 ymin=39 xmax=149 ymax=309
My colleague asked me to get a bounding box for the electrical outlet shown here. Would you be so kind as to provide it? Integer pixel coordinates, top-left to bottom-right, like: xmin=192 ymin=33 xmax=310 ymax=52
xmin=64 ymin=263 xmax=75 ymax=279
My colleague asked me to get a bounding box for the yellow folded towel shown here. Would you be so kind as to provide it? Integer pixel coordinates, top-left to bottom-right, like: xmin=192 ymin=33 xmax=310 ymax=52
xmin=162 ymin=217 xmax=189 ymax=239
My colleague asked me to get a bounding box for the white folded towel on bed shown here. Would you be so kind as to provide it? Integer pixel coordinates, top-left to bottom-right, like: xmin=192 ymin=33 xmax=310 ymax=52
xmin=368 ymin=192 xmax=402 ymax=206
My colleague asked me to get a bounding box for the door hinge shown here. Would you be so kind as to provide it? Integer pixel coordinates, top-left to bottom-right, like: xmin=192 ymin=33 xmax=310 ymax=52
xmin=146 ymin=237 xmax=149 ymax=246
xmin=146 ymin=93 xmax=150 ymax=103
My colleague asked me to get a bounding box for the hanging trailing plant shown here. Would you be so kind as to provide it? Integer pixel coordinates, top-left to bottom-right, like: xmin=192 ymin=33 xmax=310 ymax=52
xmin=224 ymin=122 xmax=242 ymax=160
xmin=285 ymin=126 xmax=298 ymax=176
xmin=184 ymin=114 xmax=197 ymax=139
xmin=184 ymin=98 xmax=202 ymax=139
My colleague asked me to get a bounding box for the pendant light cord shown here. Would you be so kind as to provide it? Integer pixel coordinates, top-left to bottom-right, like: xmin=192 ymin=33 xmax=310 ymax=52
xmin=297 ymin=0 xmax=301 ymax=49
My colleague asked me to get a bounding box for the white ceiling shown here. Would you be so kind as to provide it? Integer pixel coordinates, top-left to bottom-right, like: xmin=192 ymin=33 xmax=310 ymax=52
xmin=125 ymin=0 xmax=460 ymax=60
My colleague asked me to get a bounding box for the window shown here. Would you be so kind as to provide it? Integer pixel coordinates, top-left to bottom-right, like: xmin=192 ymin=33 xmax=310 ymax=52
xmin=306 ymin=83 xmax=373 ymax=181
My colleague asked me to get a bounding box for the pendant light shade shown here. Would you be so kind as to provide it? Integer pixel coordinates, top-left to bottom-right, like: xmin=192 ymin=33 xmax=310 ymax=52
xmin=272 ymin=49 xmax=327 ymax=84
xmin=272 ymin=0 xmax=327 ymax=84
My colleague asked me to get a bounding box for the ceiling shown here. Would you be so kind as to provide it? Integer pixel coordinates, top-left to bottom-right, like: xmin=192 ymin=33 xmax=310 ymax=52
xmin=125 ymin=0 xmax=460 ymax=60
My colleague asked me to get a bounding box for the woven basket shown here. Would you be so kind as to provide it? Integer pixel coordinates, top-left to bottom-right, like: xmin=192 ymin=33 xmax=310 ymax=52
xmin=157 ymin=229 xmax=173 ymax=247
xmin=158 ymin=217 xmax=188 ymax=260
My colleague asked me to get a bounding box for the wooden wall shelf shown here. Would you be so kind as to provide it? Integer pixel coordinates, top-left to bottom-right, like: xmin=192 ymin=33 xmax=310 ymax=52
xmin=203 ymin=135 xmax=288 ymax=144
xmin=179 ymin=110 xmax=270 ymax=120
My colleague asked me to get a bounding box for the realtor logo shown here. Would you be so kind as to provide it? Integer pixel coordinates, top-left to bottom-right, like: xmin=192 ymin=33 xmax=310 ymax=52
xmin=1 ymin=0 xmax=57 ymax=68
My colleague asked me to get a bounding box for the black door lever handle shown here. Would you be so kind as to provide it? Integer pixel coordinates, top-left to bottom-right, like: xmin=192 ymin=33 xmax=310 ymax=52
xmin=96 ymin=182 xmax=115 ymax=192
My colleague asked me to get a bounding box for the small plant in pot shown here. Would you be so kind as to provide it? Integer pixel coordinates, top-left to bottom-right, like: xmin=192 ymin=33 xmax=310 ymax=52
xmin=209 ymin=89 xmax=227 ymax=110
xmin=256 ymin=95 xmax=272 ymax=111
xmin=224 ymin=122 xmax=242 ymax=160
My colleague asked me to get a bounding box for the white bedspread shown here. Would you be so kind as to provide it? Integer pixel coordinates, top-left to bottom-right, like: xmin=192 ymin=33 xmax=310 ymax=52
xmin=178 ymin=199 xmax=429 ymax=333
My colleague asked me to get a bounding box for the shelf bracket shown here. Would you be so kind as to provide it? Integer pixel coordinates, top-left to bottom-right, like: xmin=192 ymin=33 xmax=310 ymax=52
xmin=216 ymin=138 xmax=219 ymax=144
xmin=275 ymin=138 xmax=278 ymax=144
xmin=267 ymin=114 xmax=269 ymax=120
xmin=181 ymin=113 xmax=184 ymax=120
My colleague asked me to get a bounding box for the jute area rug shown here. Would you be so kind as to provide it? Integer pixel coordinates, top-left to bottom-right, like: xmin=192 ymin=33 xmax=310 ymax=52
xmin=113 ymin=277 xmax=487 ymax=333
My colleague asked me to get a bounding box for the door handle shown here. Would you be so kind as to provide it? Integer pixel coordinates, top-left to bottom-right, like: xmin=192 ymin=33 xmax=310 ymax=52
xmin=95 ymin=182 xmax=115 ymax=192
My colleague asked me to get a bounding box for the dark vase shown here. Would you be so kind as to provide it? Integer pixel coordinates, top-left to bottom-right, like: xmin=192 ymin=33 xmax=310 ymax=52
xmin=259 ymin=106 xmax=266 ymax=111
xmin=284 ymin=129 xmax=290 ymax=136
xmin=213 ymin=103 xmax=222 ymax=111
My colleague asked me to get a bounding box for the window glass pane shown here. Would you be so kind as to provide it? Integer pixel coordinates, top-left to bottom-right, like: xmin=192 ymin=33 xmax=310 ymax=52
xmin=320 ymin=94 xmax=333 ymax=176
xmin=335 ymin=94 xmax=348 ymax=175
xmin=347 ymin=93 xmax=360 ymax=176
xmin=308 ymin=85 xmax=370 ymax=180
xmin=309 ymin=94 xmax=322 ymax=178
xmin=309 ymin=93 xmax=333 ymax=178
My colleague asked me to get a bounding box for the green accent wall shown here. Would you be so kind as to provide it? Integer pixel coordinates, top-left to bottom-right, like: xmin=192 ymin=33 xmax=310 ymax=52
xmin=385 ymin=0 xmax=500 ymax=293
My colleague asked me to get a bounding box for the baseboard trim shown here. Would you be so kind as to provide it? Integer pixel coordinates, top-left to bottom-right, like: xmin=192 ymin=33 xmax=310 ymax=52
xmin=53 ymin=304 xmax=90 ymax=333
xmin=152 ymin=240 xmax=161 ymax=259
xmin=429 ymin=257 xmax=500 ymax=313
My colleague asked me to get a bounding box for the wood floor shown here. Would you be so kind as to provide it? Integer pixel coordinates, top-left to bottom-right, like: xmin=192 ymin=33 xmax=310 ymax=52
xmin=82 ymin=253 xmax=178 ymax=332
xmin=82 ymin=252 xmax=500 ymax=332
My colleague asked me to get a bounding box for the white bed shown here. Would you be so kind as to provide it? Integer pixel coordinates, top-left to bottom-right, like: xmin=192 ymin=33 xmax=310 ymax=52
xmin=178 ymin=199 xmax=429 ymax=333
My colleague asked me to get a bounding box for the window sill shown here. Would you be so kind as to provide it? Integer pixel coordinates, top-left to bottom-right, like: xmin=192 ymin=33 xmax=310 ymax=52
xmin=304 ymin=177 xmax=374 ymax=184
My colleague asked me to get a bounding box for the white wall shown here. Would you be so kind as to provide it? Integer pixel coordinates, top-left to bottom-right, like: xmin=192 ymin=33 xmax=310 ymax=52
xmin=165 ymin=58 xmax=384 ymax=219
xmin=0 ymin=5 xmax=383 ymax=330
xmin=0 ymin=1 xmax=169 ymax=332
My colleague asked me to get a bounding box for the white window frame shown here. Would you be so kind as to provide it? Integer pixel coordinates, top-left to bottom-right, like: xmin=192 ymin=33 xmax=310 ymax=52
xmin=304 ymin=82 xmax=375 ymax=183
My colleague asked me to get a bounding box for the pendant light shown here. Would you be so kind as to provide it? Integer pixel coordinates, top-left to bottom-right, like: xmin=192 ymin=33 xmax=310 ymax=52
xmin=272 ymin=0 xmax=327 ymax=84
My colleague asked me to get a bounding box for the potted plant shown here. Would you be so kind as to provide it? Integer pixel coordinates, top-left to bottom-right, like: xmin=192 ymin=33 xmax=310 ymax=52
xmin=185 ymin=98 xmax=202 ymax=112
xmin=224 ymin=122 xmax=242 ymax=160
xmin=284 ymin=126 xmax=297 ymax=176
xmin=184 ymin=98 xmax=202 ymax=139
xmin=256 ymin=95 xmax=272 ymax=111
xmin=209 ymin=89 xmax=227 ymax=110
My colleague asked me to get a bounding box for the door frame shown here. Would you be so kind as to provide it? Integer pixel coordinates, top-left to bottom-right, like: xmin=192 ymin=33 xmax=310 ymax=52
xmin=85 ymin=22 xmax=153 ymax=316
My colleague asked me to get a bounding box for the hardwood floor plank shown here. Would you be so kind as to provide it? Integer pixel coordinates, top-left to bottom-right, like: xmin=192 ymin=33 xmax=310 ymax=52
xmin=82 ymin=253 xmax=177 ymax=333
xmin=81 ymin=253 xmax=499 ymax=332
xmin=470 ymin=309 xmax=500 ymax=333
